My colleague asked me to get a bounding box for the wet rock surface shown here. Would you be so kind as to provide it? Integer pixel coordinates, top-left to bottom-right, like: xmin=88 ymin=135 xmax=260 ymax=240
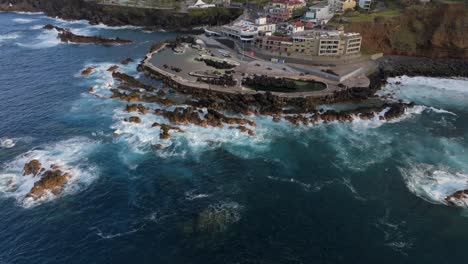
xmin=43 ymin=24 xmax=133 ymax=45
xmin=23 ymin=160 xmax=42 ymax=176
xmin=151 ymin=122 xmax=184 ymax=140
xmin=444 ymin=190 xmax=468 ymax=207
xmin=81 ymin=67 xmax=95 ymax=76
xmin=125 ymin=116 xmax=142 ymax=124
xmin=21 ymin=160 xmax=72 ymax=201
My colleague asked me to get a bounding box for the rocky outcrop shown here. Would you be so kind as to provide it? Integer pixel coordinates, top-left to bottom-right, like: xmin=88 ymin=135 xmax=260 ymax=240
xmin=21 ymin=160 xmax=71 ymax=200
xmin=107 ymin=65 xmax=119 ymax=72
xmin=125 ymin=104 xmax=149 ymax=114
xmin=151 ymin=122 xmax=184 ymax=140
xmin=121 ymin=58 xmax=134 ymax=65
xmin=1 ymin=0 xmax=242 ymax=31
xmin=26 ymin=169 xmax=70 ymax=200
xmin=81 ymin=66 xmax=95 ymax=76
xmin=23 ymin=159 xmax=42 ymax=176
xmin=444 ymin=190 xmax=468 ymax=208
xmin=154 ymin=107 xmax=256 ymax=129
xmin=283 ymin=102 xmax=412 ymax=126
xmin=377 ymin=56 xmax=468 ymax=79
xmin=112 ymin=72 xmax=154 ymax=91
xmin=43 ymin=24 xmax=133 ymax=45
xmin=125 ymin=116 xmax=142 ymax=123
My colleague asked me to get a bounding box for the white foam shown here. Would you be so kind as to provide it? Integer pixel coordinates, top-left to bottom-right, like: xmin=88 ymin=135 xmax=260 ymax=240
xmin=0 ymin=138 xmax=16 ymax=149
xmin=401 ymin=163 xmax=468 ymax=205
xmin=12 ymin=18 xmax=35 ymax=24
xmin=0 ymin=32 xmax=22 ymax=43
xmin=185 ymin=189 xmax=211 ymax=200
xmin=379 ymin=76 xmax=468 ymax=111
xmin=91 ymin=23 xmax=142 ymax=30
xmin=0 ymin=137 xmax=99 ymax=208
xmin=17 ymin=28 xmax=61 ymax=49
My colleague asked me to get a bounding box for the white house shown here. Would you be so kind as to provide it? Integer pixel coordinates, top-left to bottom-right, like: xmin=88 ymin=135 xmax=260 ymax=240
xmin=302 ymin=3 xmax=334 ymax=24
xmin=287 ymin=21 xmax=305 ymax=35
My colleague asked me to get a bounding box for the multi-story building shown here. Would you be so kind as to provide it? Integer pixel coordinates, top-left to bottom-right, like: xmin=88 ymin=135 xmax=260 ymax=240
xmin=358 ymin=0 xmax=372 ymax=10
xmin=255 ymin=36 xmax=294 ymax=53
xmin=328 ymin=0 xmax=357 ymax=14
xmin=255 ymin=28 xmax=362 ymax=57
xmin=221 ymin=18 xmax=276 ymax=43
xmin=268 ymin=0 xmax=307 ymax=22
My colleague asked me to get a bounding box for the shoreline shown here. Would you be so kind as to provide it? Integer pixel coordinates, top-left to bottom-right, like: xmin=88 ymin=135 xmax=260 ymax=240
xmin=0 ymin=0 xmax=242 ymax=32
xmin=138 ymin=40 xmax=468 ymax=114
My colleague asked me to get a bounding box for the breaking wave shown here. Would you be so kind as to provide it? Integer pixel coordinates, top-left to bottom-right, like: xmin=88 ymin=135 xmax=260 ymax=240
xmin=17 ymin=28 xmax=61 ymax=49
xmin=380 ymin=76 xmax=468 ymax=111
xmin=0 ymin=137 xmax=99 ymax=208
xmin=0 ymin=32 xmax=22 ymax=43
xmin=401 ymin=164 xmax=468 ymax=205
xmin=13 ymin=18 xmax=35 ymax=24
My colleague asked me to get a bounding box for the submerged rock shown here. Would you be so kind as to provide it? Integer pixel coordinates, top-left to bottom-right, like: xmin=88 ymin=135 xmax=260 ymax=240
xmin=195 ymin=202 xmax=243 ymax=234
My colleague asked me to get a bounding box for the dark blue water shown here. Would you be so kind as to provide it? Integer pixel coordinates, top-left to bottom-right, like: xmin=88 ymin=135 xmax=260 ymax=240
xmin=1 ymin=12 xmax=468 ymax=264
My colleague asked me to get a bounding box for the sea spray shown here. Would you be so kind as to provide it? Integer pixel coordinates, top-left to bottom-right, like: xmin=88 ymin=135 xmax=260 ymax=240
xmin=0 ymin=137 xmax=100 ymax=207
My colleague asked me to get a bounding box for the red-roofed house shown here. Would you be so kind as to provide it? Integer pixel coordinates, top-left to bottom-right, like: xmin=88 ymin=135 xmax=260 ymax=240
xmin=287 ymin=21 xmax=305 ymax=34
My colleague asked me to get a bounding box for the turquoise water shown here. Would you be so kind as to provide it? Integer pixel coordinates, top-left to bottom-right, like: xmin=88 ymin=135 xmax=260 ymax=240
xmin=1 ymin=12 xmax=468 ymax=264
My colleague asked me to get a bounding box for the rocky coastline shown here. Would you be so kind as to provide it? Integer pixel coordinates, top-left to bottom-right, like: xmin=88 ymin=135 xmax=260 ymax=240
xmin=0 ymin=0 xmax=242 ymax=31
xmin=43 ymin=24 xmax=133 ymax=45
xmin=377 ymin=55 xmax=468 ymax=79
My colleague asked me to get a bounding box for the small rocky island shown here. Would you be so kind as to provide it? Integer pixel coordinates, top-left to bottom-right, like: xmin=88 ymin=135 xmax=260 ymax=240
xmin=43 ymin=24 xmax=133 ymax=46
xmin=22 ymin=159 xmax=71 ymax=201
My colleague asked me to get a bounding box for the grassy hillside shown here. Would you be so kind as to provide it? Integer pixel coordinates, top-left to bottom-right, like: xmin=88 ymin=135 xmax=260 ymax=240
xmin=345 ymin=3 xmax=468 ymax=58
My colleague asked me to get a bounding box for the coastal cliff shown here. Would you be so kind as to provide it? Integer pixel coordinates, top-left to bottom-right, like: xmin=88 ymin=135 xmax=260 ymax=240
xmin=0 ymin=0 xmax=243 ymax=30
xmin=346 ymin=3 xmax=468 ymax=59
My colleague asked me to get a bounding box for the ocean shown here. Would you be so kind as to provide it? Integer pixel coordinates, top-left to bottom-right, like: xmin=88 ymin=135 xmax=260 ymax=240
xmin=1 ymin=12 xmax=468 ymax=264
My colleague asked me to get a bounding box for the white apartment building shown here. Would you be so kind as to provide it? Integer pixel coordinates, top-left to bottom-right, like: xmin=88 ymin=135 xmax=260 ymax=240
xmin=302 ymin=3 xmax=334 ymax=24
xmin=221 ymin=18 xmax=276 ymax=43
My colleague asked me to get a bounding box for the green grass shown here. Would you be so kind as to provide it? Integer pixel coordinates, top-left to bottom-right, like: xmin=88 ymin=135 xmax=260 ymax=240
xmin=345 ymin=9 xmax=402 ymax=23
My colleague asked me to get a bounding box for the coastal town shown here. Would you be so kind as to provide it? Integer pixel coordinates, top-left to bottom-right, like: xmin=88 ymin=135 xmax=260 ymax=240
xmin=136 ymin=0 xmax=383 ymax=99
xmin=2 ymin=0 xmax=468 ymax=263
xmin=1 ymin=0 xmax=467 ymax=202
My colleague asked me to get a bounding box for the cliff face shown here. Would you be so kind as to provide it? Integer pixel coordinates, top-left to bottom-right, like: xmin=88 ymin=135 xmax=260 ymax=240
xmin=0 ymin=0 xmax=243 ymax=30
xmin=346 ymin=4 xmax=468 ymax=59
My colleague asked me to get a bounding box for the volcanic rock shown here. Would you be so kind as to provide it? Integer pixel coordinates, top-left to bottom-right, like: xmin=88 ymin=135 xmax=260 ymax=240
xmin=26 ymin=169 xmax=70 ymax=200
xmin=23 ymin=159 xmax=42 ymax=176
xmin=125 ymin=116 xmax=142 ymax=123
xmin=43 ymin=24 xmax=133 ymax=45
xmin=151 ymin=122 xmax=184 ymax=139
xmin=107 ymin=65 xmax=119 ymax=72
xmin=444 ymin=189 xmax=468 ymax=207
xmin=121 ymin=58 xmax=134 ymax=65
xmin=81 ymin=67 xmax=95 ymax=76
